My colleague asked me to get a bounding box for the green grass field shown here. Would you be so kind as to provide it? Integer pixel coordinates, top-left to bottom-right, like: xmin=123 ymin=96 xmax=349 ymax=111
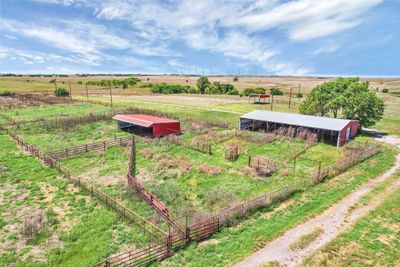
xmin=0 ymin=132 xmax=156 ymax=267
xmin=302 ymin=170 xmax=400 ymax=267
xmin=4 ymin=102 xmax=346 ymax=224
xmin=154 ymin=145 xmax=396 ymax=267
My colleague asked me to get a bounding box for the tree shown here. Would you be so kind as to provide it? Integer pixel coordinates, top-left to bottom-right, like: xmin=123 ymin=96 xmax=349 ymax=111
xmin=270 ymin=88 xmax=284 ymax=95
xmin=121 ymin=81 xmax=128 ymax=90
xmin=299 ymin=77 xmax=358 ymax=117
xmin=299 ymin=77 xmax=384 ymax=128
xmin=342 ymin=82 xmax=385 ymax=128
xmin=196 ymin=76 xmax=210 ymax=94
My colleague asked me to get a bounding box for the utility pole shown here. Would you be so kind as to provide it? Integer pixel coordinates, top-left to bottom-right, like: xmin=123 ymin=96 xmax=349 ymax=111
xmin=85 ymin=83 xmax=89 ymax=101
xmin=109 ymin=80 xmax=113 ymax=110
xmin=289 ymin=87 xmax=292 ymax=109
xmin=270 ymin=88 xmax=274 ymax=111
xmin=68 ymin=81 xmax=72 ymax=98
xmin=54 ymin=78 xmax=57 ymax=91
xmin=298 ymin=83 xmax=301 ymax=95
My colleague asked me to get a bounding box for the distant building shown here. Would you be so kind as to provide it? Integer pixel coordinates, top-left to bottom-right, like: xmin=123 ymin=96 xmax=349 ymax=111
xmin=240 ymin=110 xmax=359 ymax=146
xmin=113 ymin=114 xmax=180 ymax=137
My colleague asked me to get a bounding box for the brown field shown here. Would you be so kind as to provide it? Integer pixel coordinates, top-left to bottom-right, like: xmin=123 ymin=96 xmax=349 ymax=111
xmin=1 ymin=75 xmax=399 ymax=94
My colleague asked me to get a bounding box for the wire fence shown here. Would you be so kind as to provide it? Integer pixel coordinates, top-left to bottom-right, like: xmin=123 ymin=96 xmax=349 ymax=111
xmin=0 ymin=125 xmax=166 ymax=243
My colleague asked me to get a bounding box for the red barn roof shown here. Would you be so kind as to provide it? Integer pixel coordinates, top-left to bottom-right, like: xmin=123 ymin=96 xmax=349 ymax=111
xmin=113 ymin=114 xmax=179 ymax=127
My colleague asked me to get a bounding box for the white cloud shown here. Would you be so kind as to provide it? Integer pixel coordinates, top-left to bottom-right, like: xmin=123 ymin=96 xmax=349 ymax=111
xmin=231 ymin=0 xmax=382 ymax=41
xmin=1 ymin=0 xmax=383 ymax=74
xmin=90 ymin=0 xmax=380 ymax=73
xmin=313 ymin=44 xmax=340 ymax=56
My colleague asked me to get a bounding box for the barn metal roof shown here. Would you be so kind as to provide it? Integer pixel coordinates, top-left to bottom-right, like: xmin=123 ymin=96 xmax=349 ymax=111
xmin=240 ymin=110 xmax=353 ymax=132
xmin=112 ymin=114 xmax=179 ymax=127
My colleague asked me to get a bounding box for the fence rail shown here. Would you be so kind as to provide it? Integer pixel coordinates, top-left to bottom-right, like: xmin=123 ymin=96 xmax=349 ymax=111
xmin=1 ymin=125 xmax=166 ymax=242
xmin=46 ymin=136 xmax=131 ymax=159
xmin=93 ymin=136 xmax=383 ymax=267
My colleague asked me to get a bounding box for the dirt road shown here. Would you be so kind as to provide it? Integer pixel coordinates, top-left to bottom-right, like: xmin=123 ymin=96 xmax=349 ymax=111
xmin=235 ymin=135 xmax=400 ymax=267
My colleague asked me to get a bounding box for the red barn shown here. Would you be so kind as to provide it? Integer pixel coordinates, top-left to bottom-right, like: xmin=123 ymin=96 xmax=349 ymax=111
xmin=113 ymin=114 xmax=180 ymax=137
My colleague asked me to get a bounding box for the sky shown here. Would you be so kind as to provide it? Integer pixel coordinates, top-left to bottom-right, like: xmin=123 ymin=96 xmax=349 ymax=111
xmin=0 ymin=0 xmax=399 ymax=76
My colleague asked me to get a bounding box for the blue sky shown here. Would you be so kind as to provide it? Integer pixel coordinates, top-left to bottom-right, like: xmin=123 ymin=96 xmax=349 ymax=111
xmin=0 ymin=0 xmax=399 ymax=76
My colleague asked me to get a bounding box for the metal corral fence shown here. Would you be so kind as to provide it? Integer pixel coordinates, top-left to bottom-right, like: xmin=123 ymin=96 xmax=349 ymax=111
xmin=0 ymin=125 xmax=166 ymax=243
xmin=93 ymin=141 xmax=382 ymax=267
xmin=248 ymin=155 xmax=277 ymax=176
xmin=40 ymin=112 xmax=113 ymax=130
xmin=46 ymin=136 xmax=131 ymax=160
xmin=92 ymin=218 xmax=220 ymax=267
xmin=0 ymin=94 xmax=77 ymax=109
xmin=311 ymin=144 xmax=382 ymax=184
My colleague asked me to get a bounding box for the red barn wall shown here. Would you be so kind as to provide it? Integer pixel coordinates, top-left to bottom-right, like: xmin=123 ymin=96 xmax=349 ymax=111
xmin=339 ymin=120 xmax=359 ymax=146
xmin=152 ymin=122 xmax=181 ymax=137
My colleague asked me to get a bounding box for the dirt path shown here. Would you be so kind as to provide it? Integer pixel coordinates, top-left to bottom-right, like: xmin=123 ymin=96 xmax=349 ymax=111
xmin=97 ymin=95 xmax=244 ymax=114
xmin=235 ymin=135 xmax=400 ymax=267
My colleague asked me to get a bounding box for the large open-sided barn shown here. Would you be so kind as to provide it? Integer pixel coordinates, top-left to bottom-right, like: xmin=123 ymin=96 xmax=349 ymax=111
xmin=113 ymin=114 xmax=180 ymax=137
xmin=240 ymin=110 xmax=359 ymax=146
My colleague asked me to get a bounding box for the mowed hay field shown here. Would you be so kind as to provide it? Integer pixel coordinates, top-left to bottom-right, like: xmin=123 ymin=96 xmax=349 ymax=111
xmin=1 ymin=75 xmax=400 ymax=94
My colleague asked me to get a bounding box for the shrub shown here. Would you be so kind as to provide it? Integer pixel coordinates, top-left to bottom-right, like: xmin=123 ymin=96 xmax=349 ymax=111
xmin=226 ymin=88 xmax=239 ymax=95
xmin=150 ymin=83 xmax=194 ymax=94
xmin=139 ymin=148 xmax=153 ymax=158
xmin=382 ymin=88 xmax=389 ymax=93
xmin=243 ymin=87 xmax=266 ymax=96
xmin=270 ymin=88 xmax=284 ymax=95
xmin=233 ymin=77 xmax=239 ymax=82
xmin=197 ymin=164 xmax=221 ymax=175
xmin=296 ymin=92 xmax=303 ymax=98
xmin=54 ymin=88 xmax=70 ymax=97
xmin=77 ymin=81 xmax=83 ymax=85
xmin=0 ymin=90 xmax=13 ymax=96
xmin=206 ymin=81 xmax=237 ymax=95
